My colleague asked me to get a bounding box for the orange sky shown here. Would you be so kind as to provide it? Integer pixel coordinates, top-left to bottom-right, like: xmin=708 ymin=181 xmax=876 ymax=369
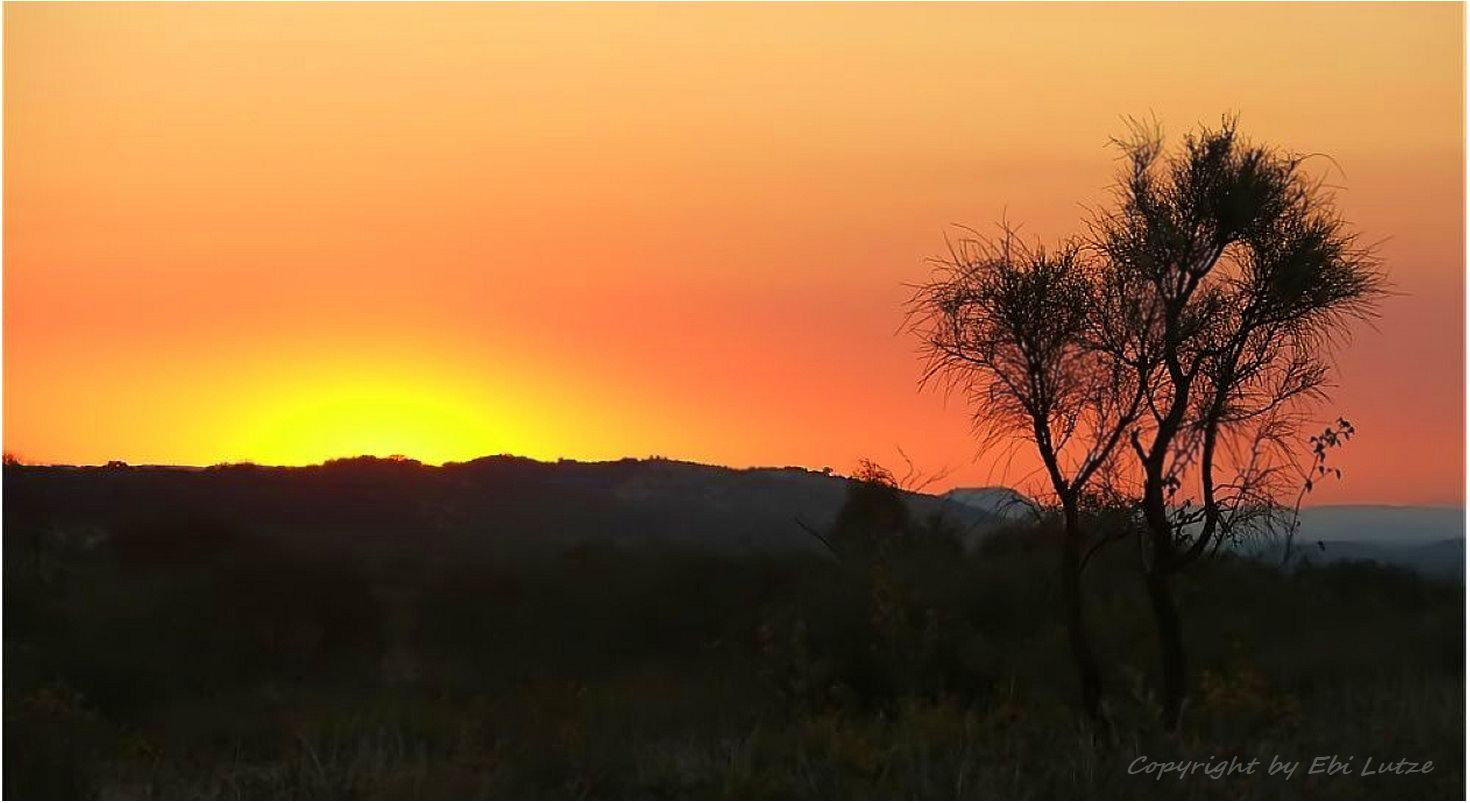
xmin=5 ymin=3 xmax=1464 ymax=505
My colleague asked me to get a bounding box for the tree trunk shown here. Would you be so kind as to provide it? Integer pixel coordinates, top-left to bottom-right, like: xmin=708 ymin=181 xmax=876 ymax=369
xmin=1145 ymin=568 xmax=1186 ymax=731
xmin=1061 ymin=506 xmax=1105 ymax=729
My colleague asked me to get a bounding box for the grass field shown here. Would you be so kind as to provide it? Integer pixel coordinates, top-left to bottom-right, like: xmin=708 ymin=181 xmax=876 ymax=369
xmin=5 ymin=475 xmax=1463 ymax=799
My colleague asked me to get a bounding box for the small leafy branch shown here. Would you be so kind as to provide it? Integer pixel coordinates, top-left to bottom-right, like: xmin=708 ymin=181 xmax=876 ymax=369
xmin=1280 ymin=417 xmax=1355 ymax=566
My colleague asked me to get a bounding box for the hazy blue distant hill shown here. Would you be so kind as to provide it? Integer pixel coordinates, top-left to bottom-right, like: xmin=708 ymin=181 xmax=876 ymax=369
xmin=1292 ymin=504 xmax=1464 ymax=545
xmin=942 ymin=486 xmax=1038 ymax=520
xmin=1279 ymin=505 xmax=1466 ymax=581
xmin=940 ymin=487 xmax=1464 ymax=579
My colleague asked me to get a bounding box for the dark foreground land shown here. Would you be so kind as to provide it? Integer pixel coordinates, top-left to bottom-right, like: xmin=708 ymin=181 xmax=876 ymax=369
xmin=4 ymin=458 xmax=1464 ymax=799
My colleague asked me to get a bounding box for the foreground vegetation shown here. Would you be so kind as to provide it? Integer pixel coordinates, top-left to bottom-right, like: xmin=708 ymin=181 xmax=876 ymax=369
xmin=5 ymin=472 xmax=1463 ymax=799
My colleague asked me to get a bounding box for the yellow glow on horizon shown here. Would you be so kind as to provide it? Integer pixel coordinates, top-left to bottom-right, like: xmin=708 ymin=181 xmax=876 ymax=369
xmin=206 ymin=345 xmax=622 ymax=467
xmin=230 ymin=379 xmax=516 ymax=467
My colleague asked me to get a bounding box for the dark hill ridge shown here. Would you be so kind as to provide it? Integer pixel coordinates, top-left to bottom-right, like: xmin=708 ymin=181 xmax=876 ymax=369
xmin=3 ymin=456 xmax=998 ymax=557
xmin=8 ymin=457 xmax=1460 ymax=575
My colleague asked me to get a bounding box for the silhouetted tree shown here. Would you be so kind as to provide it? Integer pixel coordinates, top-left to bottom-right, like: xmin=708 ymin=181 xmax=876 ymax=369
xmin=1091 ymin=117 xmax=1384 ymax=729
xmin=910 ymin=231 xmax=1143 ymax=726
xmin=829 ymin=459 xmax=911 ymax=558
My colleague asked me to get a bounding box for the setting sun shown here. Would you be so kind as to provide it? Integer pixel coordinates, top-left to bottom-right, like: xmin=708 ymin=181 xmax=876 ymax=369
xmin=230 ymin=373 xmax=516 ymax=467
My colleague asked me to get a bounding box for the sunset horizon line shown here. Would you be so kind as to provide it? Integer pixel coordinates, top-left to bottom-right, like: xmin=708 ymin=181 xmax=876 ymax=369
xmin=6 ymin=450 xmax=1463 ymax=511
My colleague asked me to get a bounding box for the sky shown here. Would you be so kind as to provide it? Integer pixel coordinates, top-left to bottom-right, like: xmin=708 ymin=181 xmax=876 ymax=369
xmin=5 ymin=3 xmax=1464 ymax=505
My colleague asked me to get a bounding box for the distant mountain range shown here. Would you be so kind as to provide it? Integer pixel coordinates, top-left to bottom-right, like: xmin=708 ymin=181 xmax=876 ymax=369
xmin=939 ymin=490 xmax=1464 ymax=540
xmin=1262 ymin=505 xmax=1465 ymax=580
xmin=1289 ymin=504 xmax=1464 ymax=546
xmin=937 ymin=489 xmax=1465 ymax=579
xmin=5 ymin=457 xmax=1461 ymax=578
